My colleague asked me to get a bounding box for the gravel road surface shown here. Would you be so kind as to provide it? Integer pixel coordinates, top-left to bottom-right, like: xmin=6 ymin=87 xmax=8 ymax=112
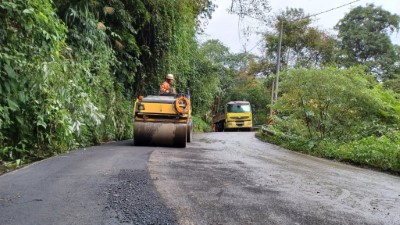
xmin=149 ymin=132 xmax=400 ymax=225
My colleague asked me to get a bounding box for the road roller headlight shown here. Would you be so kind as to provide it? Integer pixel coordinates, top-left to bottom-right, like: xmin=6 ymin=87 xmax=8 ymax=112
xmin=138 ymin=104 xmax=145 ymax=110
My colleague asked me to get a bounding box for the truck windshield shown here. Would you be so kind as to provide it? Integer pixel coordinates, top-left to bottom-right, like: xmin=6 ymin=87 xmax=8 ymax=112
xmin=227 ymin=104 xmax=251 ymax=113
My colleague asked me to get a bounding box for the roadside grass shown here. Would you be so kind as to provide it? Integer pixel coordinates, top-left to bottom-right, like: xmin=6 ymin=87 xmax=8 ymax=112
xmin=0 ymin=164 xmax=7 ymax=175
xmin=0 ymin=162 xmax=20 ymax=175
xmin=257 ymin=129 xmax=400 ymax=175
xmin=193 ymin=115 xmax=212 ymax=133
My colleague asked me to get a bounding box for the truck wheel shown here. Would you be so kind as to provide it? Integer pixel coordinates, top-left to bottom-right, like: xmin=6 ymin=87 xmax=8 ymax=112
xmin=217 ymin=122 xmax=224 ymax=132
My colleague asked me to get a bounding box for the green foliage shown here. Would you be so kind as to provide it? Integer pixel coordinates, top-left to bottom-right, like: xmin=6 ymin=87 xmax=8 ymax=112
xmin=199 ymin=40 xmax=231 ymax=65
xmin=53 ymin=1 xmax=133 ymax=145
xmin=0 ymin=0 xmax=216 ymax=166
xmin=0 ymin=0 xmax=68 ymax=161
xmin=384 ymin=78 xmax=400 ymax=93
xmin=383 ymin=45 xmax=400 ymax=92
xmin=131 ymin=0 xmax=215 ymax=96
xmin=337 ymin=132 xmax=400 ymax=172
xmin=258 ymin=126 xmax=318 ymax=153
xmin=197 ymin=40 xmax=271 ymax=125
xmin=193 ymin=115 xmax=211 ymax=133
xmin=187 ymin=40 xmax=237 ymax=118
xmin=264 ymin=8 xmax=336 ymax=70
xmin=335 ymin=4 xmax=400 ymax=80
xmin=337 ymin=133 xmax=400 ymax=172
xmin=274 ymin=66 xmax=400 ymax=141
xmin=262 ymin=130 xmax=400 ymax=173
xmin=188 ymin=54 xmax=221 ymax=116
xmin=0 ymin=0 xmax=133 ymax=163
xmin=229 ymin=75 xmax=270 ymax=125
xmin=261 ymin=66 xmax=400 ymax=173
xmin=262 ymin=127 xmax=400 ymax=174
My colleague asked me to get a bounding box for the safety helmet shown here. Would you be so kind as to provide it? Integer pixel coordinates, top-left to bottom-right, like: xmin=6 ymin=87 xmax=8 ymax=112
xmin=166 ymin=74 xmax=174 ymax=80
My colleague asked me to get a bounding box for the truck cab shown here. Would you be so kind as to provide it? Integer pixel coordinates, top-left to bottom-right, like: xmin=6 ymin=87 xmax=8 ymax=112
xmin=213 ymin=101 xmax=253 ymax=131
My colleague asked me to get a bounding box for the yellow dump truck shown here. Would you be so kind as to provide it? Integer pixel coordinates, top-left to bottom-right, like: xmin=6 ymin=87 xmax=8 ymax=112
xmin=133 ymin=94 xmax=192 ymax=147
xmin=212 ymin=101 xmax=253 ymax=131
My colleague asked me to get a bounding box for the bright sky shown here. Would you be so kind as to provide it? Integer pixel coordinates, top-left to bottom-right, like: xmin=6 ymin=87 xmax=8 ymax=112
xmin=201 ymin=0 xmax=400 ymax=55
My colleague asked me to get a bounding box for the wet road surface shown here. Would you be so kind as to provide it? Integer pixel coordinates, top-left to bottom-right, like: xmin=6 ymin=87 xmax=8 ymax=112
xmin=149 ymin=132 xmax=400 ymax=225
xmin=1 ymin=132 xmax=400 ymax=225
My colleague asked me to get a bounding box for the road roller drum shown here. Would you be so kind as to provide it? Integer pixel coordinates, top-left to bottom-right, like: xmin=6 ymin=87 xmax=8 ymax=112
xmin=134 ymin=122 xmax=187 ymax=147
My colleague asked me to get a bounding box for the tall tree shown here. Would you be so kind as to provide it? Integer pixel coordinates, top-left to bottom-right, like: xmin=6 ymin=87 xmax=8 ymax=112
xmin=335 ymin=4 xmax=400 ymax=80
xmin=383 ymin=45 xmax=400 ymax=92
xmin=263 ymin=8 xmax=336 ymax=70
xmin=199 ymin=40 xmax=271 ymax=124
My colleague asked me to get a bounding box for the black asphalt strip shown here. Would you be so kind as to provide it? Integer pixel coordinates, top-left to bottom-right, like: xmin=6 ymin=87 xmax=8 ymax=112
xmin=104 ymin=169 xmax=178 ymax=225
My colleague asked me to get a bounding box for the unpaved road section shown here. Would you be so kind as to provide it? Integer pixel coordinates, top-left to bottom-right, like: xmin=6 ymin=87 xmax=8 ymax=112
xmin=149 ymin=132 xmax=400 ymax=225
xmin=0 ymin=141 xmax=177 ymax=225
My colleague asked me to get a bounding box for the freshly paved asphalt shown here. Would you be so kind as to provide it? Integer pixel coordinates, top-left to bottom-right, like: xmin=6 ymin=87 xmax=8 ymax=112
xmin=0 ymin=140 xmax=177 ymax=225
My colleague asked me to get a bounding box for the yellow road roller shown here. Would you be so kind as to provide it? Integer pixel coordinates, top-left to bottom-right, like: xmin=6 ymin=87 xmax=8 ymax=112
xmin=133 ymin=93 xmax=192 ymax=147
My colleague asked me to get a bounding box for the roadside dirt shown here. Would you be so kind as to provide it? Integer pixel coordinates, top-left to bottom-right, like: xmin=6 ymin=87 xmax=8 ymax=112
xmin=149 ymin=132 xmax=400 ymax=225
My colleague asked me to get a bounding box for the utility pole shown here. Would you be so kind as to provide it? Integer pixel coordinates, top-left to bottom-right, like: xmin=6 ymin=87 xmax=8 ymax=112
xmin=270 ymin=19 xmax=283 ymax=118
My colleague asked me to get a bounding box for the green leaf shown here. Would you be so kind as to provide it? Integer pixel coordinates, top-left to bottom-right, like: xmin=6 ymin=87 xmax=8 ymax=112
xmin=22 ymin=8 xmax=34 ymax=14
xmin=0 ymin=2 xmax=18 ymax=10
xmin=37 ymin=115 xmax=47 ymax=129
xmin=7 ymin=98 xmax=19 ymax=111
xmin=18 ymin=92 xmax=26 ymax=103
xmin=4 ymin=64 xmax=16 ymax=79
xmin=16 ymin=116 xmax=23 ymax=125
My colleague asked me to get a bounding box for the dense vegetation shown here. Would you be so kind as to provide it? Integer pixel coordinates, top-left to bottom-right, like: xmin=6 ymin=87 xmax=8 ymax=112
xmin=0 ymin=0 xmax=217 ymax=167
xmin=264 ymin=67 xmax=400 ymax=173
xmin=259 ymin=4 xmax=400 ymax=174
xmin=1 ymin=1 xmax=400 ymax=174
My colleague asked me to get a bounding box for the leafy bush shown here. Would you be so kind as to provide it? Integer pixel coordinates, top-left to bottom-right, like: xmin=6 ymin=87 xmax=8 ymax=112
xmin=193 ymin=115 xmax=211 ymax=133
xmin=273 ymin=66 xmax=400 ymax=141
xmin=259 ymin=67 xmax=400 ymax=172
xmin=0 ymin=0 xmax=133 ymax=164
xmin=337 ymin=134 xmax=400 ymax=172
xmin=261 ymin=128 xmax=400 ymax=173
xmin=261 ymin=66 xmax=400 ymax=173
xmin=0 ymin=0 xmax=69 ymax=161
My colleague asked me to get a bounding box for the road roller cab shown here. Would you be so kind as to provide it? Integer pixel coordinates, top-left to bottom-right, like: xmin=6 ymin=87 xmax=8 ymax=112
xmin=133 ymin=93 xmax=192 ymax=147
